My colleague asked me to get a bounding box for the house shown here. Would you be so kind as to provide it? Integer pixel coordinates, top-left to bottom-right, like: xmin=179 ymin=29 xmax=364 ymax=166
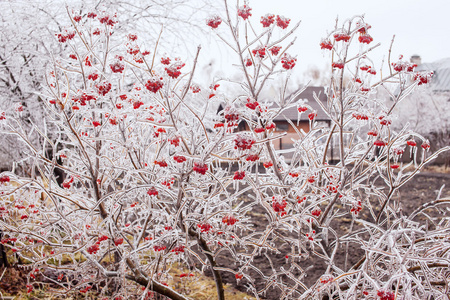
xmin=267 ymin=86 xmax=330 ymax=151
xmin=218 ymin=86 xmax=334 ymax=160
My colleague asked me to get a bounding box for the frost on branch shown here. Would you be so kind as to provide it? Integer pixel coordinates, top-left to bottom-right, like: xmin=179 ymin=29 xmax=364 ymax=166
xmin=0 ymin=3 xmax=449 ymax=300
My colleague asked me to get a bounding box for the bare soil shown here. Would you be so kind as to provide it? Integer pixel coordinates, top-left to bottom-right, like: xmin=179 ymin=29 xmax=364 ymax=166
xmin=1 ymin=173 xmax=449 ymax=299
xmin=214 ymin=172 xmax=450 ymax=299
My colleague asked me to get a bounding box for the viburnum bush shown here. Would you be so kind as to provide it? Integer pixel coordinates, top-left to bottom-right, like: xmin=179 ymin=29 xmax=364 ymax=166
xmin=1 ymin=2 xmax=449 ymax=300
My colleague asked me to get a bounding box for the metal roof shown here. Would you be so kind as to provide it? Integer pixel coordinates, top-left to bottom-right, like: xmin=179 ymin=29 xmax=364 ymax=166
xmin=270 ymin=86 xmax=330 ymax=121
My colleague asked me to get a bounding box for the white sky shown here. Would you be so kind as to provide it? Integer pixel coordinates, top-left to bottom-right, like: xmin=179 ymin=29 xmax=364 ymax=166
xmin=197 ymin=0 xmax=450 ymax=84
xmin=255 ymin=0 xmax=450 ymax=74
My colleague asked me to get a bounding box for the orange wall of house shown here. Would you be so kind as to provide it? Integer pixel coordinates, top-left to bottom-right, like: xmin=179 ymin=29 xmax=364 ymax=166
xmin=273 ymin=121 xmax=310 ymax=150
xmin=239 ymin=121 xmax=311 ymax=150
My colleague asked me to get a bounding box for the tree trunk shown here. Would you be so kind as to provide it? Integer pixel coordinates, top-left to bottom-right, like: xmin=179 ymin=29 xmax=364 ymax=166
xmin=0 ymin=230 xmax=9 ymax=267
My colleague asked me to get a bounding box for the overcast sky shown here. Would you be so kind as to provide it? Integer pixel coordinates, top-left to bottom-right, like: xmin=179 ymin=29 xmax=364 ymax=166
xmin=198 ymin=0 xmax=450 ymax=83
xmin=256 ymin=0 xmax=449 ymax=73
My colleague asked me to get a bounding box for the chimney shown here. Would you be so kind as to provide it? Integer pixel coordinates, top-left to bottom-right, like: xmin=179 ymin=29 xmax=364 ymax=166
xmin=410 ymin=54 xmax=421 ymax=65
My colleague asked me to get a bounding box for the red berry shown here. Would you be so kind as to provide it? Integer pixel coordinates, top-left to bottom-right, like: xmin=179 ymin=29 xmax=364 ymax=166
xmin=269 ymin=46 xmax=282 ymax=56
xmin=222 ymin=215 xmax=238 ymax=226
xmin=407 ymin=139 xmax=417 ymax=147
xmin=276 ymin=15 xmax=290 ymax=29
xmin=233 ymin=171 xmax=245 ymax=180
xmin=193 ymin=162 xmax=208 ymax=175
xmin=207 ymin=16 xmax=222 ymax=29
xmin=358 ymin=34 xmax=373 ymax=44
xmin=320 ymin=40 xmax=333 ymax=50
xmin=173 ymin=155 xmax=186 ymax=163
xmin=374 ymin=140 xmax=386 ymax=147
xmin=334 ymin=33 xmax=351 ymax=42
xmin=281 ymin=53 xmax=296 ymax=70
xmin=237 ymin=5 xmax=252 ymax=20
xmin=260 ymin=14 xmax=275 ymax=27
xmin=147 ymin=187 xmax=158 ymax=196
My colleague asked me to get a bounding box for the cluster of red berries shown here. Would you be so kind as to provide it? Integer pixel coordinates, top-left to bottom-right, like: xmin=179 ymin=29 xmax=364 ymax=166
xmin=320 ymin=40 xmax=333 ymax=50
xmin=406 ymin=139 xmax=417 ymax=147
xmin=173 ymin=155 xmax=187 ymax=163
xmin=234 ymin=134 xmax=255 ymax=150
xmin=332 ymin=62 xmax=344 ymax=69
xmin=260 ymin=14 xmax=275 ymax=27
xmin=352 ymin=113 xmax=369 ymax=120
xmin=114 ymin=237 xmax=123 ymax=246
xmin=233 ymin=171 xmax=245 ymax=180
xmin=161 ymin=178 xmax=175 ymax=188
xmin=56 ymin=30 xmax=75 ymax=43
xmin=246 ymin=154 xmax=259 ymax=162
xmin=224 ymin=107 xmax=240 ymax=124
xmin=319 ymin=275 xmax=334 ymax=284
xmin=266 ymin=122 xmax=276 ymax=130
xmin=127 ymin=34 xmax=137 ymax=41
xmin=165 ymin=61 xmax=185 ymax=79
xmin=281 ymin=53 xmax=296 ymax=70
xmin=393 ymin=148 xmax=404 ymax=156
xmin=308 ymin=112 xmax=317 ymax=121
xmin=207 ymin=16 xmax=222 ymax=29
xmin=190 ymin=84 xmax=201 ymax=93
xmin=96 ymin=81 xmax=112 ymax=96
xmin=392 ymin=61 xmax=417 ymax=73
xmin=88 ymin=73 xmax=99 ymax=81
xmin=263 ymin=161 xmax=273 ymax=168
xmin=311 ymin=207 xmax=322 ymax=217
xmin=276 ymin=15 xmax=290 ymax=29
xmin=0 ymin=237 xmax=17 ymax=244
xmin=272 ymin=196 xmax=287 ymax=214
xmin=414 ymin=72 xmax=433 ymax=85
xmin=99 ymin=14 xmax=117 ymax=26
xmin=169 ymin=137 xmax=180 ymax=147
xmin=269 ymin=46 xmax=282 ymax=56
xmin=0 ymin=175 xmax=10 ymax=183
xmin=197 ymin=222 xmax=212 ymax=233
xmin=110 ymin=62 xmax=124 ymax=73
xmin=360 ymin=65 xmax=376 ymax=75
xmin=62 ymin=176 xmax=74 ymax=189
xmin=350 ymin=200 xmax=362 ymax=215
xmin=145 ymin=78 xmax=164 ymax=93
xmin=252 ymin=46 xmax=266 ymax=59
xmin=153 ymin=245 xmax=166 ymax=252
xmin=377 ymin=290 xmax=395 ymax=300
xmin=358 ymin=34 xmax=373 ymax=44
xmin=379 ymin=116 xmax=391 ymax=126
xmin=245 ymin=99 xmax=259 ymax=110
xmin=222 ymin=214 xmax=238 ymax=226
xmin=171 ymin=245 xmax=185 ymax=254
xmin=374 ymin=140 xmax=386 ymax=147
xmin=154 ymin=160 xmax=168 ymax=167
xmin=421 ymin=140 xmax=430 ymax=150
xmin=133 ymin=100 xmax=144 ymax=109
xmin=334 ymin=33 xmax=351 ymax=42
xmin=87 ymin=243 xmax=100 ymax=254
xmin=193 ymin=162 xmax=208 ymax=175
xmin=147 ymin=187 xmax=158 ymax=196
xmin=237 ymin=5 xmax=252 ymax=20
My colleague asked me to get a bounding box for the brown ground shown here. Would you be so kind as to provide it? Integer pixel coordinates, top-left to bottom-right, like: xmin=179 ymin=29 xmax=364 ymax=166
xmin=1 ymin=172 xmax=449 ymax=299
xmin=215 ymin=171 xmax=450 ymax=299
